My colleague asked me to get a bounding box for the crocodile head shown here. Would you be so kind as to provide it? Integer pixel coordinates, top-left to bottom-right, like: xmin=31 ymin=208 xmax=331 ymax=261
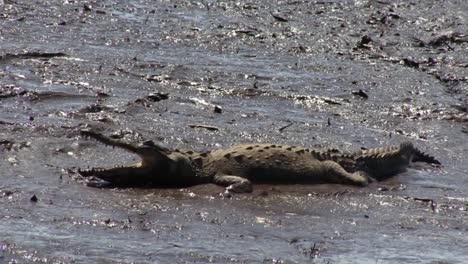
xmin=78 ymin=130 xmax=197 ymax=186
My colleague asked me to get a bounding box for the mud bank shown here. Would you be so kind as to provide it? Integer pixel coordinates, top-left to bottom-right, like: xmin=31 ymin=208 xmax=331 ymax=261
xmin=1 ymin=0 xmax=467 ymax=263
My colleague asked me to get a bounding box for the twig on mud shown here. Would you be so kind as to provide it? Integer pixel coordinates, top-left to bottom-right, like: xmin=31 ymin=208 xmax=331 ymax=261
xmin=331 ymin=190 xmax=350 ymax=197
xmin=271 ymin=12 xmax=289 ymax=22
xmin=115 ymin=67 xmax=145 ymax=79
xmin=278 ymin=122 xmax=293 ymax=132
xmin=188 ymin=124 xmax=219 ymax=131
xmin=412 ymin=197 xmax=437 ymax=212
xmin=0 ymin=52 xmax=66 ymax=63
xmin=309 ymin=243 xmax=316 ymax=258
xmin=0 ymin=120 xmax=16 ymax=125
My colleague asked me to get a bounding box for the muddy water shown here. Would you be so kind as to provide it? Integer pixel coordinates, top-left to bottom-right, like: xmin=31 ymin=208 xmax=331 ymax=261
xmin=1 ymin=0 xmax=467 ymax=263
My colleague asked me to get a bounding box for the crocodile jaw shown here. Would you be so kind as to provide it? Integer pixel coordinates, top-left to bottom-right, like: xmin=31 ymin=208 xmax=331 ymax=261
xmin=78 ymin=130 xmax=170 ymax=185
xmin=78 ymin=162 xmax=148 ymax=183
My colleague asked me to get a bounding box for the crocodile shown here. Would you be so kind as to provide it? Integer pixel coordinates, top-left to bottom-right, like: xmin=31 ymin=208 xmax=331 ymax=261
xmin=77 ymin=130 xmax=440 ymax=193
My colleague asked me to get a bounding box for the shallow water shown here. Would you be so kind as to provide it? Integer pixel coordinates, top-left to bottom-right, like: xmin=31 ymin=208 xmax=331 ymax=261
xmin=1 ymin=0 xmax=467 ymax=263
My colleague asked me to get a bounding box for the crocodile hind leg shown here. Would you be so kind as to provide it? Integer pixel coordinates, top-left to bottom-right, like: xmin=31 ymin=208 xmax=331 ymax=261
xmin=213 ymin=174 xmax=254 ymax=194
xmin=321 ymin=160 xmax=369 ymax=186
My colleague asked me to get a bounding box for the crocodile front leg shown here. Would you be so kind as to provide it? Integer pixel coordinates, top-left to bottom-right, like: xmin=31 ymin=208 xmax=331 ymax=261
xmin=213 ymin=174 xmax=254 ymax=194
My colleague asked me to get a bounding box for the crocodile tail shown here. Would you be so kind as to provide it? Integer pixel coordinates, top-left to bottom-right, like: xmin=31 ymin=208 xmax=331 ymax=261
xmin=412 ymin=148 xmax=441 ymax=165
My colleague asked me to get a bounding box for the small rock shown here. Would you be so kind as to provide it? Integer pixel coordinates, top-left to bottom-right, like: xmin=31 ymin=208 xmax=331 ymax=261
xmin=146 ymin=92 xmax=169 ymax=102
xmin=289 ymin=237 xmax=300 ymax=244
xmin=83 ymin=4 xmax=92 ymax=12
xmin=7 ymin=156 xmax=18 ymax=165
xmin=352 ymin=89 xmax=368 ymax=99
xmin=3 ymin=190 xmax=13 ymax=197
xmin=30 ymin=194 xmax=38 ymax=202
xmin=356 ymin=35 xmax=373 ymax=49
xmin=214 ymin=105 xmax=222 ymax=114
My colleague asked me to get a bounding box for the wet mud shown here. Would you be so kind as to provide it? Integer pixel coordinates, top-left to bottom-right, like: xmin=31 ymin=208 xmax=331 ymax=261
xmin=1 ymin=0 xmax=467 ymax=263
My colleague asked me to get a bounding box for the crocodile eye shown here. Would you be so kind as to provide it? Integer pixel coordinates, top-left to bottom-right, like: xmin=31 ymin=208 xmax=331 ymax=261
xmin=142 ymin=140 xmax=156 ymax=147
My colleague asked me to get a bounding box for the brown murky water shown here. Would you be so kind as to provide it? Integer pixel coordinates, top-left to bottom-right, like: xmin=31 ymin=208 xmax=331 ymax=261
xmin=1 ymin=0 xmax=467 ymax=263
